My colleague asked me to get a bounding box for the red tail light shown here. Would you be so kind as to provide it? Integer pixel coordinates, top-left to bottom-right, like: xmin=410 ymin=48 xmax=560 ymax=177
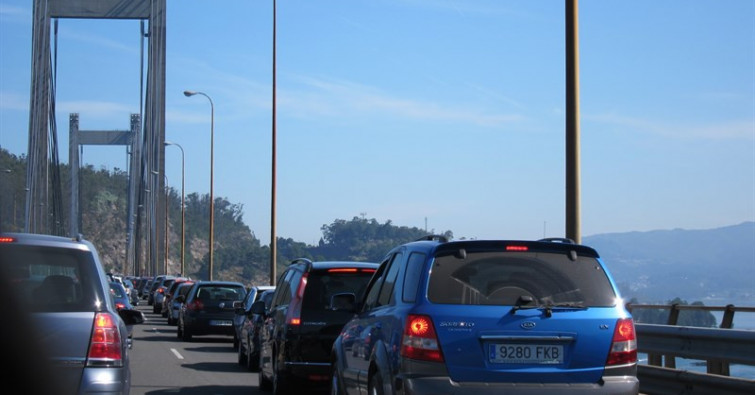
xmin=506 ymin=245 xmax=528 ymax=251
xmin=401 ymin=314 xmax=444 ymax=362
xmin=0 ymin=236 xmax=16 ymax=243
xmin=286 ymin=273 xmax=308 ymax=326
xmin=187 ymin=299 xmax=204 ymax=311
xmin=115 ymin=302 xmax=126 ymax=310
xmin=87 ymin=313 xmax=123 ymax=366
xmin=606 ymin=318 xmax=637 ymax=366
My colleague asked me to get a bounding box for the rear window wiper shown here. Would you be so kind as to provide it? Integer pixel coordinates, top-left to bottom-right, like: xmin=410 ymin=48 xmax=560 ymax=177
xmin=509 ymin=295 xmax=538 ymax=313
xmin=542 ymin=302 xmax=586 ymax=317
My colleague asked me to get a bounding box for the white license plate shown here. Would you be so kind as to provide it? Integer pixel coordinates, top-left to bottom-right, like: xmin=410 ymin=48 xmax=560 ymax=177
xmin=209 ymin=320 xmax=233 ymax=326
xmin=489 ymin=344 xmax=563 ymax=364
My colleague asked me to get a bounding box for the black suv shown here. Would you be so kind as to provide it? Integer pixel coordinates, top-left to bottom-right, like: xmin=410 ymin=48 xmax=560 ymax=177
xmin=254 ymin=259 xmax=379 ymax=393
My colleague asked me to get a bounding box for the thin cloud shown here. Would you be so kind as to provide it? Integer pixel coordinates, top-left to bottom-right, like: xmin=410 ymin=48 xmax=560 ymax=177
xmin=0 ymin=92 xmax=29 ymax=111
xmin=586 ymin=112 xmax=755 ymax=140
xmin=170 ymin=56 xmax=524 ymax=128
xmin=282 ymin=74 xmax=523 ymax=127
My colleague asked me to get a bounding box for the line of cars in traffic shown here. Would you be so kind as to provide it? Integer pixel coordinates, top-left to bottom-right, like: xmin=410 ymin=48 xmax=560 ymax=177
xmin=128 ymin=236 xmax=640 ymax=395
xmin=248 ymin=236 xmax=638 ymax=395
xmin=3 ymin=230 xmax=639 ymax=395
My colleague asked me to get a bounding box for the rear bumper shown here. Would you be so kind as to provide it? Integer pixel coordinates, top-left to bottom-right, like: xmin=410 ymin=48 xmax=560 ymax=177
xmin=184 ymin=315 xmax=236 ymax=336
xmin=79 ymin=366 xmax=130 ymax=394
xmin=284 ymin=361 xmax=331 ymax=387
xmin=399 ymin=376 xmax=639 ymax=395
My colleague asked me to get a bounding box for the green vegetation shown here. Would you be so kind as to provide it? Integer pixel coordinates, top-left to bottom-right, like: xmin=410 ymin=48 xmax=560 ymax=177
xmin=0 ymin=149 xmax=448 ymax=285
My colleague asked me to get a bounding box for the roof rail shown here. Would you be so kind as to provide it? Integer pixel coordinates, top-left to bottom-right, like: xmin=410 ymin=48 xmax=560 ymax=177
xmin=415 ymin=235 xmax=449 ymax=243
xmin=538 ymin=237 xmax=575 ymax=244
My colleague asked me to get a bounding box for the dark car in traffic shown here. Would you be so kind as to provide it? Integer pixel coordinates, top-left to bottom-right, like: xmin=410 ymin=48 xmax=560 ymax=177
xmin=233 ymin=284 xmax=275 ymax=350
xmin=167 ymin=280 xmax=195 ymax=325
xmin=109 ymin=280 xmax=139 ymax=342
xmin=177 ymin=280 xmax=247 ymax=341
xmin=237 ymin=288 xmax=275 ymax=371
xmin=0 ymin=232 xmax=145 ymax=395
xmin=255 ymin=259 xmax=378 ymax=393
xmin=330 ymin=236 xmax=639 ymax=395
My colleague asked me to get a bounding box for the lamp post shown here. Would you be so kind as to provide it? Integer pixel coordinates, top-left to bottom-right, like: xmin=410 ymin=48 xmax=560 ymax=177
xmin=183 ymin=90 xmax=214 ymax=281
xmin=163 ymin=176 xmax=169 ymax=275
xmin=164 ymin=141 xmax=185 ymax=276
xmin=152 ymin=170 xmax=169 ymax=275
xmin=270 ymin=0 xmax=278 ymax=286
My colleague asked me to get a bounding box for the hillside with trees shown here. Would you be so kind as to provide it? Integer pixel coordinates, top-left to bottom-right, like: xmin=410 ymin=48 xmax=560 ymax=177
xmin=0 ymin=148 xmax=447 ymax=286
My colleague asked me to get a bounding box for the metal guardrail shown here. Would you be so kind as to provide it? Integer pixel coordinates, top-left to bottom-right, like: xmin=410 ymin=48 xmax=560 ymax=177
xmin=626 ymin=303 xmax=755 ymax=395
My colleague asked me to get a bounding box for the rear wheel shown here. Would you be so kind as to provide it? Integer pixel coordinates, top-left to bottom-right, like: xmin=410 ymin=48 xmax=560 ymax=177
xmin=237 ymin=341 xmax=247 ymax=366
xmin=180 ymin=320 xmax=192 ymax=341
xmin=259 ymin=351 xmax=272 ymax=391
xmin=176 ymin=318 xmax=183 ymax=338
xmin=331 ymin=364 xmax=344 ymax=395
xmin=369 ymin=372 xmax=385 ymax=395
xmin=272 ymin=353 xmax=290 ymax=395
xmin=247 ymin=336 xmax=259 ymax=371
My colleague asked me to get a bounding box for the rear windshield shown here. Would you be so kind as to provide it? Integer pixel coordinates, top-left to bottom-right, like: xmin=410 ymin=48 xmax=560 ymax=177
xmin=0 ymin=244 xmax=99 ymax=312
xmin=110 ymin=282 xmax=126 ymax=298
xmin=427 ymin=251 xmax=617 ymax=307
xmin=302 ymin=269 xmax=374 ymax=311
xmin=195 ymin=285 xmax=245 ymax=302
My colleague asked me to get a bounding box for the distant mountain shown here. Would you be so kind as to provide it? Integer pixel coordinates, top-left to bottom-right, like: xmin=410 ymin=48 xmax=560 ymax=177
xmin=583 ymin=222 xmax=755 ymax=305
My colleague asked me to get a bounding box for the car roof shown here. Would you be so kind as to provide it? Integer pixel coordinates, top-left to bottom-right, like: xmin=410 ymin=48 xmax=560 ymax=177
xmin=0 ymin=232 xmax=94 ymax=251
xmin=399 ymin=238 xmax=600 ymax=258
xmin=194 ymin=280 xmax=246 ymax=286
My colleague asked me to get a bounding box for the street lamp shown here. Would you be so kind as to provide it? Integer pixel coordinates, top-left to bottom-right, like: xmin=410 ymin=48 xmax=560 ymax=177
xmin=163 ymin=175 xmax=169 ymax=275
xmin=152 ymin=170 xmax=169 ymax=275
xmin=184 ymin=90 xmax=215 ymax=281
xmin=164 ymin=141 xmax=185 ymax=276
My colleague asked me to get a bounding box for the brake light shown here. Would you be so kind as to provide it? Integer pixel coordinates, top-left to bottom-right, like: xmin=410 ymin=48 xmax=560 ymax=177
xmin=328 ymin=268 xmax=357 ymax=273
xmin=0 ymin=236 xmax=15 ymax=243
xmin=187 ymin=299 xmax=203 ymax=311
xmin=506 ymin=245 xmax=528 ymax=251
xmin=115 ymin=302 xmax=126 ymax=310
xmin=606 ymin=318 xmax=637 ymax=366
xmin=401 ymin=314 xmax=444 ymax=362
xmin=87 ymin=313 xmax=123 ymax=366
xmin=286 ymin=273 xmax=308 ymax=326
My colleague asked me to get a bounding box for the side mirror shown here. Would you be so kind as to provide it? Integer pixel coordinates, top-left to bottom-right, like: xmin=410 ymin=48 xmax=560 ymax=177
xmin=250 ymin=299 xmax=267 ymax=316
xmin=330 ymin=292 xmax=356 ymax=312
xmin=119 ymin=308 xmax=145 ymax=325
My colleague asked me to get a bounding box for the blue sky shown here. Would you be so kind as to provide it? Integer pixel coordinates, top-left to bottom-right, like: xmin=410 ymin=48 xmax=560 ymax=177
xmin=1 ymin=0 xmax=753 ymax=245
